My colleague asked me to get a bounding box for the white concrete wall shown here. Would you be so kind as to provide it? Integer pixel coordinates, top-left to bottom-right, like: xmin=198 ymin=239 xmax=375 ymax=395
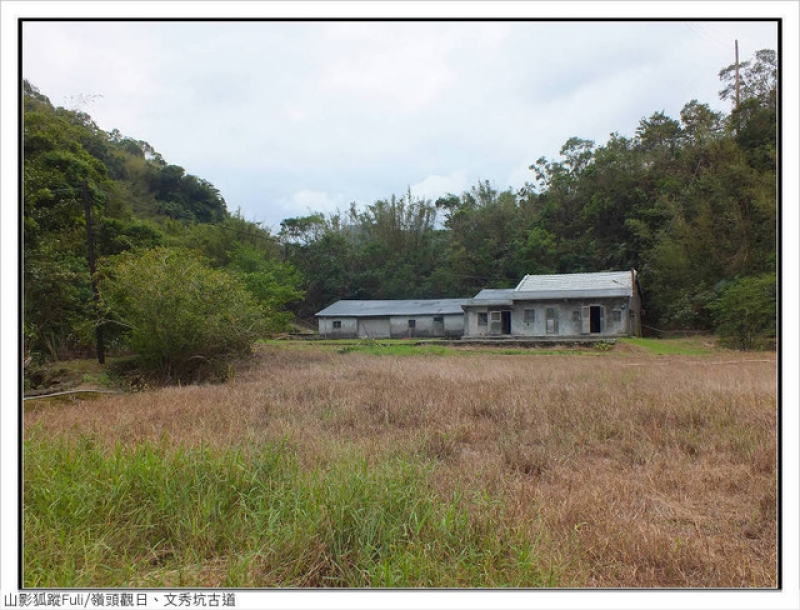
xmin=319 ymin=314 xmax=465 ymax=339
xmin=318 ymin=317 xmax=358 ymax=338
xmin=464 ymin=297 xmax=633 ymax=338
xmin=358 ymin=318 xmax=391 ymax=338
xmin=443 ymin=314 xmax=465 ymax=337
xmin=390 ymin=316 xmax=427 ymax=338
xmin=509 ymin=298 xmax=632 ymax=337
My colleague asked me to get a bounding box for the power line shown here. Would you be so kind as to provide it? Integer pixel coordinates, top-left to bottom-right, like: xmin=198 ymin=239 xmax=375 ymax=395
xmin=682 ymin=22 xmax=732 ymax=52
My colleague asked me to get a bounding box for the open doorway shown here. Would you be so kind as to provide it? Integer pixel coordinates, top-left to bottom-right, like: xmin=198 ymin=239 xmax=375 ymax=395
xmin=590 ymin=305 xmax=604 ymax=333
xmin=489 ymin=310 xmax=512 ymax=335
xmin=501 ymin=310 xmax=511 ymax=335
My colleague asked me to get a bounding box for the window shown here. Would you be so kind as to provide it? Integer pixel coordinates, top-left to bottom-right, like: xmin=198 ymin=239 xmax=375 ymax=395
xmin=433 ymin=315 xmax=444 ymax=323
xmin=546 ymin=307 xmax=559 ymax=334
xmin=332 ymin=320 xmax=342 ymax=329
xmin=524 ymin=309 xmax=535 ymax=324
xmin=572 ymin=310 xmax=581 ymax=322
xmin=408 ymin=319 xmax=416 ymax=328
xmin=490 ymin=311 xmax=502 ymax=322
xmin=478 ymin=312 xmax=488 ymax=326
xmin=612 ymin=310 xmax=622 ymax=323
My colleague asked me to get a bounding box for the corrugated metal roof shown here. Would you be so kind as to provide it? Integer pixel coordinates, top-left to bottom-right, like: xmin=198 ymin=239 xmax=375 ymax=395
xmin=316 ymin=299 xmax=470 ymax=317
xmin=515 ymin=270 xmax=633 ymax=296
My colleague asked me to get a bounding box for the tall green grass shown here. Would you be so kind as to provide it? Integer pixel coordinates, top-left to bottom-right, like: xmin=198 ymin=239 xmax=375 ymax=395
xmin=24 ymin=430 xmax=558 ymax=587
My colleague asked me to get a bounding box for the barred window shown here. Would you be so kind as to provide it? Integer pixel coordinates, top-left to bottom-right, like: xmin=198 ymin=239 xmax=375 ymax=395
xmin=332 ymin=321 xmax=342 ymax=329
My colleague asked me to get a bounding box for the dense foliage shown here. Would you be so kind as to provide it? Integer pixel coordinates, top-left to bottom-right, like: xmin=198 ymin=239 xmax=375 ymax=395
xmin=23 ymin=48 xmax=777 ymax=373
xmin=99 ymin=248 xmax=268 ymax=380
xmin=23 ymin=82 xmax=302 ymax=375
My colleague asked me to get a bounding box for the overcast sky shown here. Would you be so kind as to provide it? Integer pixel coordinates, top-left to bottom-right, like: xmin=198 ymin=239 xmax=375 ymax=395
xmin=22 ymin=17 xmax=778 ymax=231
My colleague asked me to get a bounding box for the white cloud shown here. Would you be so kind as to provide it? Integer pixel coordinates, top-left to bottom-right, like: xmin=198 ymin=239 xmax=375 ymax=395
xmin=280 ymin=190 xmax=347 ymax=219
xmin=410 ymin=169 xmax=469 ymax=201
xmin=19 ymin=18 xmax=779 ymax=231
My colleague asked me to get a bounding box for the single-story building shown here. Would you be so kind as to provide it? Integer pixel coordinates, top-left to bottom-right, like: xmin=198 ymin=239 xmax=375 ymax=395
xmin=315 ymin=270 xmax=642 ymax=340
xmin=461 ymin=270 xmax=642 ymax=338
xmin=315 ymin=299 xmax=470 ymax=339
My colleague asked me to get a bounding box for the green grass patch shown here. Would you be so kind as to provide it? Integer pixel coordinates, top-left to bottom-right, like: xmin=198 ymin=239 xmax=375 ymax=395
xmin=262 ymin=339 xmax=599 ymax=358
xmin=24 ymin=430 xmax=559 ymax=587
xmin=619 ymin=336 xmax=716 ymax=356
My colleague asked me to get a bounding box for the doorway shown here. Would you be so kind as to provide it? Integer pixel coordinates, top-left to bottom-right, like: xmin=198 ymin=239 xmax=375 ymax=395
xmin=501 ymin=310 xmax=511 ymax=335
xmin=489 ymin=310 xmax=512 ymax=335
xmin=589 ymin=305 xmax=604 ymax=334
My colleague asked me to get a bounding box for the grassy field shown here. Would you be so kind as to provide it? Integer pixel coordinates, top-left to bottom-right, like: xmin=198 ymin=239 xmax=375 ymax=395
xmin=23 ymin=339 xmax=777 ymax=587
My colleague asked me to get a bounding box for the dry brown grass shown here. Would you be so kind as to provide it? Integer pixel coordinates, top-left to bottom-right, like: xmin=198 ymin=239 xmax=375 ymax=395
xmin=25 ymin=345 xmax=777 ymax=587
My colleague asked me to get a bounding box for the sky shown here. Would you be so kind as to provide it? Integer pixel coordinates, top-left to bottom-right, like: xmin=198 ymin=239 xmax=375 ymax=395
xmin=20 ymin=15 xmax=779 ymax=231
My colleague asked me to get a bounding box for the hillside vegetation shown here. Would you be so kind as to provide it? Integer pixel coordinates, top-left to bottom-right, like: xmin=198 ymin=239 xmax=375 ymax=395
xmin=23 ymin=49 xmax=777 ymax=383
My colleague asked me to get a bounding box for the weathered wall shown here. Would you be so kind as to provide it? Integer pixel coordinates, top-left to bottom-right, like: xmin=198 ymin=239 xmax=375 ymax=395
xmin=464 ymin=298 xmax=634 ymax=338
xmin=319 ymin=314 xmax=465 ymax=339
xmin=358 ymin=318 xmax=391 ymax=338
xmin=389 ymin=314 xmax=464 ymax=338
xmin=320 ymin=299 xmax=636 ymax=339
xmin=443 ymin=314 xmax=465 ymax=337
xmin=318 ymin=317 xmax=358 ymax=338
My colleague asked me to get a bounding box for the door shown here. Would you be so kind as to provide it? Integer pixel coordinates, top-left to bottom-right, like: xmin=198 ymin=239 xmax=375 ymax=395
xmin=590 ymin=305 xmax=604 ymax=334
xmin=433 ymin=315 xmax=444 ymax=337
xmin=489 ymin=311 xmax=502 ymax=335
xmin=581 ymin=306 xmax=591 ymax=334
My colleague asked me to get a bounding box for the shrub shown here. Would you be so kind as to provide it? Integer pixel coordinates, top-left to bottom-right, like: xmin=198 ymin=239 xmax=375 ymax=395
xmin=99 ymin=247 xmax=267 ymax=381
xmin=709 ymin=273 xmax=776 ymax=349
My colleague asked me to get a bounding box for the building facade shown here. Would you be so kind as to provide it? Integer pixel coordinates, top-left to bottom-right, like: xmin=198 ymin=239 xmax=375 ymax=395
xmin=316 ymin=299 xmax=469 ymax=339
xmin=461 ymin=270 xmax=641 ymax=338
xmin=315 ymin=270 xmax=642 ymax=340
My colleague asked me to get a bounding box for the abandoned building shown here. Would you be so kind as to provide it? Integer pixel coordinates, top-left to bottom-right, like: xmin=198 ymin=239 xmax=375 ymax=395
xmin=315 ymin=270 xmax=642 ymax=339
xmin=315 ymin=299 xmax=469 ymax=339
xmin=461 ymin=270 xmax=642 ymax=338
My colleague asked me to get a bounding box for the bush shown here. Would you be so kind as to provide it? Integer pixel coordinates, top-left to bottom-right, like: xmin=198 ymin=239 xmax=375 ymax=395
xmin=709 ymin=273 xmax=776 ymax=350
xmin=99 ymin=247 xmax=267 ymax=381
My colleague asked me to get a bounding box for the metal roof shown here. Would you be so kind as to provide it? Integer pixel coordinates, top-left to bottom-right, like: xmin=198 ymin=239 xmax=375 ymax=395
xmin=316 ymin=299 xmax=470 ymax=318
xmin=515 ymin=271 xmax=634 ymax=297
xmin=462 ymin=271 xmax=634 ymax=307
xmin=473 ymin=288 xmax=516 ymax=300
xmin=317 ymin=272 xmax=637 ymax=316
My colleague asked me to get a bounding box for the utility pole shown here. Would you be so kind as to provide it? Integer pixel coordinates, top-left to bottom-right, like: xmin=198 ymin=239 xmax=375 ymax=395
xmin=83 ymin=180 xmax=105 ymax=364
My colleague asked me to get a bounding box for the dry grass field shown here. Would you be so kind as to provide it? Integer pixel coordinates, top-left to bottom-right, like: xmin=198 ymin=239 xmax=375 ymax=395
xmin=23 ymin=342 xmax=777 ymax=588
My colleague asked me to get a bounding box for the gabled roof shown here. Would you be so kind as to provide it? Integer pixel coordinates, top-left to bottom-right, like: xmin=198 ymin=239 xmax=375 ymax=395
xmin=463 ymin=271 xmax=635 ymax=306
xmin=515 ymin=270 xmax=634 ymax=295
xmin=316 ymin=299 xmax=470 ymax=318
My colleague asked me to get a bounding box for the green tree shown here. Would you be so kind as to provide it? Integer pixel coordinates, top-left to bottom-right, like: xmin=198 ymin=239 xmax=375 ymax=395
xmin=709 ymin=273 xmax=776 ymax=349
xmin=228 ymin=244 xmax=305 ymax=333
xmin=99 ymin=248 xmax=268 ymax=381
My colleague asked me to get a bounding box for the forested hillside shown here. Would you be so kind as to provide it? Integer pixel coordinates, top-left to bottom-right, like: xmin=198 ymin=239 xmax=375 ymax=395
xmin=22 ymin=80 xmax=303 ymax=377
xmin=22 ymin=48 xmax=777 ymax=377
xmin=279 ymin=49 xmax=777 ymax=346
